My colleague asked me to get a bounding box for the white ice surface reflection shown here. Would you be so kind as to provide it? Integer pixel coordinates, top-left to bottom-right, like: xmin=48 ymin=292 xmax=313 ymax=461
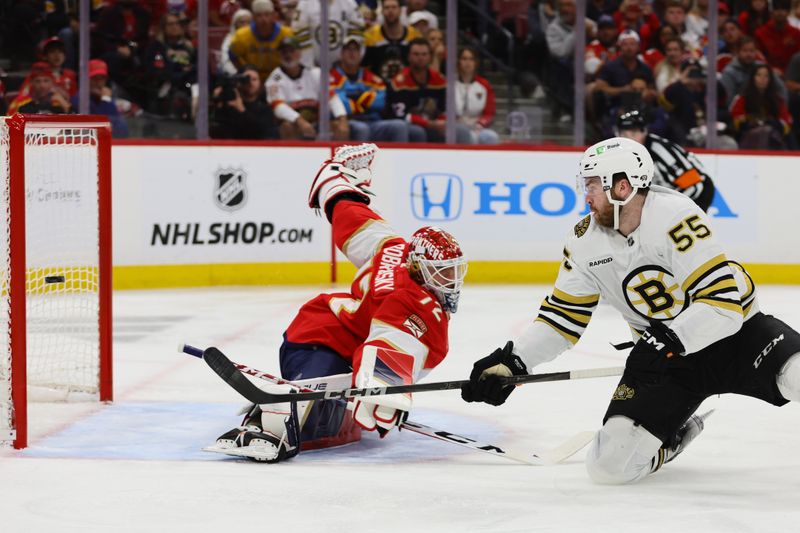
xmin=2 ymin=285 xmax=800 ymax=533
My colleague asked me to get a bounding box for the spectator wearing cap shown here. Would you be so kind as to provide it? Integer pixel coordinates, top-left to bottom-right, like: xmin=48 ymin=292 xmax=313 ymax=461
xmin=292 ymin=0 xmax=365 ymax=69
xmin=408 ymin=10 xmax=438 ymax=35
xmin=591 ymin=29 xmax=656 ymax=129
xmin=212 ymin=64 xmax=278 ymax=140
xmin=401 ymin=0 xmax=438 ymax=29
xmin=545 ymin=0 xmax=597 ymax=121
xmin=455 ymin=47 xmax=500 ymax=144
xmin=330 ymin=36 xmax=409 ymax=142
xmin=220 ymin=9 xmax=253 ymax=75
xmin=8 ymin=63 xmax=71 ymax=115
xmin=266 ymin=37 xmax=349 ymax=140
xmin=585 ymin=14 xmax=619 ymax=80
xmin=755 ymin=0 xmax=800 ymax=75
xmin=14 ymin=37 xmax=78 ymax=105
xmin=363 ymin=0 xmax=421 ymax=82
xmin=229 ymin=0 xmax=294 ymax=83
xmin=69 ymin=60 xmax=129 ymax=138
xmin=616 ymin=0 xmax=659 ymax=50
xmin=144 ymin=12 xmax=197 ymax=119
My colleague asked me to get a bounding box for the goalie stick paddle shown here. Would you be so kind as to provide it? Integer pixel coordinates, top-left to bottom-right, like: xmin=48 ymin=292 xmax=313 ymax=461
xmin=184 ymin=344 xmax=623 ymax=404
xmin=181 ymin=344 xmax=594 ymax=465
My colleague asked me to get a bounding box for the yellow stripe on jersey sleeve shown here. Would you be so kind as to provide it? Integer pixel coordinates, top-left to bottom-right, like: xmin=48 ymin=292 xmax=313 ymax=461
xmin=539 ymin=301 xmax=592 ymax=327
xmin=534 ymin=316 xmax=580 ymax=345
xmin=551 ymin=287 xmax=600 ymax=307
xmin=681 ymin=254 xmax=729 ymax=294
xmin=692 ymin=276 xmax=739 ymax=300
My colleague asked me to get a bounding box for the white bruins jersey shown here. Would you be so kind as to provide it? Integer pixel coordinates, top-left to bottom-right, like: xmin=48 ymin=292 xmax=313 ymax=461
xmin=265 ymin=65 xmax=345 ymax=123
xmin=292 ymin=0 xmax=365 ymax=67
xmin=514 ymin=186 xmax=758 ymax=370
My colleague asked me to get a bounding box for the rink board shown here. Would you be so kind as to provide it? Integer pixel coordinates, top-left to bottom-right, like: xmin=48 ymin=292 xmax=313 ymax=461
xmin=110 ymin=143 xmax=800 ymax=287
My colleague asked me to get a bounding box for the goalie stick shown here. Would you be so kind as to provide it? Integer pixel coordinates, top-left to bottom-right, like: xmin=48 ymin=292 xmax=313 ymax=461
xmin=182 ymin=344 xmax=594 ymax=465
xmin=183 ymin=345 xmax=623 ymax=404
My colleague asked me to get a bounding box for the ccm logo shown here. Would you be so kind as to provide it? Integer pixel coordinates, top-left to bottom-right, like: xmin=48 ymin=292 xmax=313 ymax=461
xmin=642 ymin=331 xmax=665 ymax=351
xmin=754 ymin=334 xmax=785 ymax=369
xmin=323 ymin=387 xmax=385 ymax=399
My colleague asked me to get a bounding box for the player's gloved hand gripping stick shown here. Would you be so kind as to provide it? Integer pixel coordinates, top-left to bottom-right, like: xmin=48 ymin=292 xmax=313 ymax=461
xmin=181 ymin=344 xmax=598 ymax=465
xmin=182 ymin=344 xmax=623 ymax=404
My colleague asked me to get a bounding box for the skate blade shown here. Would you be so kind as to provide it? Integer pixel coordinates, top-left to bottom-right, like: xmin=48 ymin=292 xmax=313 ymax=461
xmin=202 ymin=445 xmax=279 ymax=461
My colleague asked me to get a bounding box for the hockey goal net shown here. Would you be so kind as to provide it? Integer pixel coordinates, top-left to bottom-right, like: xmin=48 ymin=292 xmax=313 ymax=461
xmin=0 ymin=114 xmax=112 ymax=449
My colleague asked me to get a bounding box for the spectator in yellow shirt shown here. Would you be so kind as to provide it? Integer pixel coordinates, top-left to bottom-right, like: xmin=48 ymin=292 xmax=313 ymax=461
xmin=228 ymin=0 xmax=293 ymax=83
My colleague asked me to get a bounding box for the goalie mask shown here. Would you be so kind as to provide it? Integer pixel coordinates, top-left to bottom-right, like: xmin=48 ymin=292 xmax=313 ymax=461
xmin=407 ymin=227 xmax=467 ymax=313
xmin=577 ymin=136 xmax=654 ymax=230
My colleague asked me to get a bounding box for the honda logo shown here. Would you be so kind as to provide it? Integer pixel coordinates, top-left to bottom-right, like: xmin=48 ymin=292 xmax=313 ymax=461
xmin=410 ymin=173 xmax=463 ymax=221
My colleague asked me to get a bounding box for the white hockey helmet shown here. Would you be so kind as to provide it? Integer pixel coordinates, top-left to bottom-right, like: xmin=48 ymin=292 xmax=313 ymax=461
xmin=578 ymin=137 xmax=654 ymax=229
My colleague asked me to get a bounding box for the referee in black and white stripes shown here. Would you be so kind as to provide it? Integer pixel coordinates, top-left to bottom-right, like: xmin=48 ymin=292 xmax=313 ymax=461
xmin=615 ymin=109 xmax=716 ymax=212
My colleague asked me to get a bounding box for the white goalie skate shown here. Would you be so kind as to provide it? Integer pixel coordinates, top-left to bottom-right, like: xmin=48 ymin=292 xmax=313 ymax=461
xmin=203 ymin=425 xmax=294 ymax=462
xmin=204 ymin=404 xmax=300 ymax=463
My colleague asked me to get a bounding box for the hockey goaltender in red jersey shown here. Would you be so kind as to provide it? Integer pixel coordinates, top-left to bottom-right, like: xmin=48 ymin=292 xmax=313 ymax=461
xmin=208 ymin=143 xmax=468 ymax=462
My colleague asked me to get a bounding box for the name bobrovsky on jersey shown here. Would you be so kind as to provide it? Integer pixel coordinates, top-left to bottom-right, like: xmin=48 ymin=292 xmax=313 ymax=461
xmin=374 ymin=243 xmax=406 ymax=292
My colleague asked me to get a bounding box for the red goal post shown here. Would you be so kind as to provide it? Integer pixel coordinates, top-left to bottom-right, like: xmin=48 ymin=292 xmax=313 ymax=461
xmin=0 ymin=114 xmax=113 ymax=449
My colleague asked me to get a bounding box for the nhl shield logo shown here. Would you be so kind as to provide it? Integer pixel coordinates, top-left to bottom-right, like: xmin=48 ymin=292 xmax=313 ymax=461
xmin=214 ymin=168 xmax=247 ymax=211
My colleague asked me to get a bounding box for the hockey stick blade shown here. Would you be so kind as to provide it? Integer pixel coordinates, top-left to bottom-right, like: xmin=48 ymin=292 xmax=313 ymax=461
xmin=200 ymin=347 xmax=623 ymax=404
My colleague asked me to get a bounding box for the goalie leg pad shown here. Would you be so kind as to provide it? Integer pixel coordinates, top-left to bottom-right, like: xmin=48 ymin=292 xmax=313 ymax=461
xmin=278 ymin=339 xmax=362 ymax=449
xmin=585 ymin=415 xmax=662 ymax=485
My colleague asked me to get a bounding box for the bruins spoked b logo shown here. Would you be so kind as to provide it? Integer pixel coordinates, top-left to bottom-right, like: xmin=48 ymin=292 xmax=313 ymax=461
xmin=214 ymin=168 xmax=247 ymax=212
xmin=622 ymin=265 xmax=687 ymax=320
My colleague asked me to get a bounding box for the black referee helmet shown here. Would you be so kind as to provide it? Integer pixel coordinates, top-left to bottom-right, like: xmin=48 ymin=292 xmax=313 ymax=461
xmin=616 ymin=109 xmax=647 ymax=132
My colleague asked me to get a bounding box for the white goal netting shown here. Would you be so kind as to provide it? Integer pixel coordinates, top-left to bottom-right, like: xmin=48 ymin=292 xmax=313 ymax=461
xmin=0 ymin=118 xmax=105 ymax=446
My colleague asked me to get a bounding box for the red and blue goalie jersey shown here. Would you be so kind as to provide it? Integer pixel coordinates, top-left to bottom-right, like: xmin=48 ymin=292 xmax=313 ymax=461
xmin=284 ymin=200 xmax=449 ymax=385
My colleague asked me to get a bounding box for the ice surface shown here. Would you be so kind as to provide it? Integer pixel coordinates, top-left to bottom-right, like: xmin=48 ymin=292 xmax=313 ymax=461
xmin=2 ymin=285 xmax=800 ymax=533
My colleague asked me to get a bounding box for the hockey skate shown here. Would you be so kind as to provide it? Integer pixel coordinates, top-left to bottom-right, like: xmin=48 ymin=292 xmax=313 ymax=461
xmin=204 ymin=404 xmax=300 ymax=463
xmin=652 ymin=410 xmax=714 ymax=472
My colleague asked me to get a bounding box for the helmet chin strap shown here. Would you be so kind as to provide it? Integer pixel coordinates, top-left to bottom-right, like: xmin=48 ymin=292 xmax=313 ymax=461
xmin=605 ymin=187 xmax=639 ymax=231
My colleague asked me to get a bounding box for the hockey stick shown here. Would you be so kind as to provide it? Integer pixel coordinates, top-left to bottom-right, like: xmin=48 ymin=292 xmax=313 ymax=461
xmin=182 ymin=344 xmax=623 ymax=404
xmin=181 ymin=344 xmax=594 ymax=465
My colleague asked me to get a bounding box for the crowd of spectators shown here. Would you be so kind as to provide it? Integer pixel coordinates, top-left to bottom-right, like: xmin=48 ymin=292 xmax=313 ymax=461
xmin=4 ymin=0 xmax=800 ymax=149
xmin=527 ymin=0 xmax=800 ymax=149
xmin=0 ymin=0 xmax=500 ymax=144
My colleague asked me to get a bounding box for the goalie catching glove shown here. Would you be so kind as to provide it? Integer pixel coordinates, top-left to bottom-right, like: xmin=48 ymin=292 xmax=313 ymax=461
xmin=461 ymin=341 xmax=528 ymax=406
xmin=308 ymin=143 xmax=378 ymax=221
xmin=351 ymin=345 xmax=414 ymax=437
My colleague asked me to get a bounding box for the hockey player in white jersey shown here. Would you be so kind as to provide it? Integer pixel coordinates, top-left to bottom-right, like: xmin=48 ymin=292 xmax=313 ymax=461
xmin=461 ymin=137 xmax=800 ymax=484
xmin=266 ymin=36 xmax=349 ymax=140
xmin=292 ymin=0 xmax=365 ymax=68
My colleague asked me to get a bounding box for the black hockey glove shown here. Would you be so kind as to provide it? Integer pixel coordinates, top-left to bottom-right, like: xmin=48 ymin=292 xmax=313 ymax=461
xmin=461 ymin=341 xmax=528 ymax=406
xmin=626 ymin=321 xmax=686 ymax=384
